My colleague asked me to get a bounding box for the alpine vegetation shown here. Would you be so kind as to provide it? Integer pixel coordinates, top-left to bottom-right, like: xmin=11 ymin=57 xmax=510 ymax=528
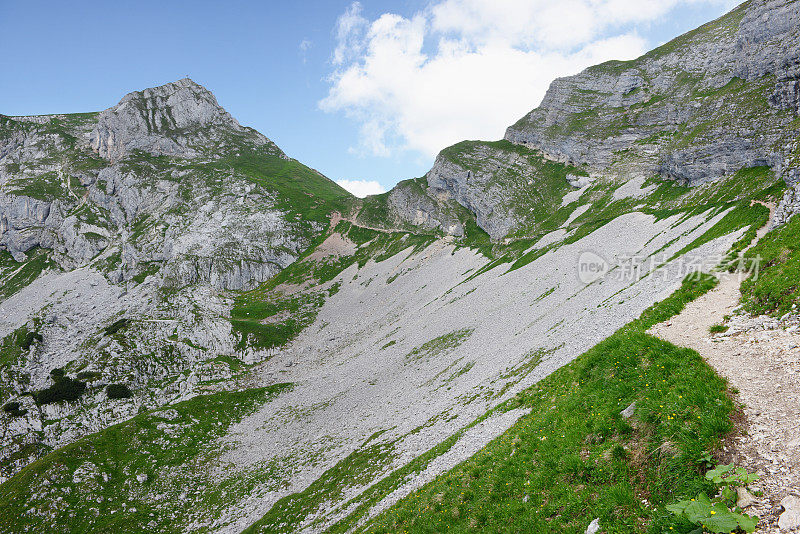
xmin=1 ymin=0 xmax=799 ymax=532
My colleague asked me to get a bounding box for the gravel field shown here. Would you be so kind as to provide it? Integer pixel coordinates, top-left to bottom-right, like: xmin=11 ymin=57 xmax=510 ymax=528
xmin=216 ymin=207 xmax=745 ymax=532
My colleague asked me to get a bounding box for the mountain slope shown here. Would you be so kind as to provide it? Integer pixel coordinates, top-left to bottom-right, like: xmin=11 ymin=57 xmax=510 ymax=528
xmin=1 ymin=1 xmax=799 ymax=532
xmin=364 ymin=0 xmax=798 ymax=242
xmin=0 ymin=79 xmax=353 ymax=483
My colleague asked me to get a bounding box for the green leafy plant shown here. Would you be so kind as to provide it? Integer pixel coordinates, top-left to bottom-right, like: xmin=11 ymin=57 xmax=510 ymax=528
xmin=19 ymin=332 xmax=43 ymax=351
xmin=698 ymin=452 xmax=715 ymax=469
xmin=2 ymin=401 xmax=27 ymax=417
xmin=106 ymin=383 xmax=133 ymax=399
xmin=667 ymin=464 xmax=759 ymax=533
xmin=709 ymin=324 xmax=729 ymax=334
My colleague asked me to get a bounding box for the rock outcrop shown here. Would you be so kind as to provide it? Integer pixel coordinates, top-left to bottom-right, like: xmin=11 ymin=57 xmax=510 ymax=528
xmin=1 ymin=80 xmax=342 ymax=289
xmin=0 ymin=195 xmax=62 ymax=261
xmin=88 ymin=78 xmax=275 ymax=161
xmin=385 ymin=179 xmax=464 ymax=236
xmin=504 ymin=0 xmax=799 ymax=186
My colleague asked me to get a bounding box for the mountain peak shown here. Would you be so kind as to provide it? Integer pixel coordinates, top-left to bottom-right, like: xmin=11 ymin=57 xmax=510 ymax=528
xmin=89 ymin=78 xmax=245 ymax=161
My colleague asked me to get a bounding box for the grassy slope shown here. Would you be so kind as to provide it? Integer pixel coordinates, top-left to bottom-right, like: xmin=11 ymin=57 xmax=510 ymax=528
xmin=493 ymin=166 xmax=782 ymax=275
xmin=351 ymin=274 xmax=730 ymax=534
xmin=0 ymin=384 xmax=292 ymax=534
xmin=0 ymin=248 xmax=57 ymax=301
xmin=214 ymin=147 xmax=354 ymax=229
xmin=740 ymin=214 xmax=800 ymax=315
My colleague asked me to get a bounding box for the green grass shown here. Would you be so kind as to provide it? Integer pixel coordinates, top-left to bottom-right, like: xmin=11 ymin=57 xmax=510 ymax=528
xmin=740 ymin=214 xmax=800 ymax=316
xmin=0 ymin=384 xmax=292 ymax=534
xmin=708 ymin=324 xmax=729 ymax=334
xmin=244 ymin=433 xmax=397 ymax=533
xmin=0 ymin=324 xmax=38 ymax=386
xmin=357 ymin=191 xmax=394 ymax=229
xmin=670 ymin=202 xmax=769 ymax=261
xmin=349 ymin=273 xmax=730 ymax=534
xmin=229 ymin=292 xmax=325 ymax=351
xmin=0 ymin=248 xmax=57 ymax=301
xmin=214 ymin=148 xmax=353 ymax=229
xmin=406 ymin=329 xmax=474 ymax=363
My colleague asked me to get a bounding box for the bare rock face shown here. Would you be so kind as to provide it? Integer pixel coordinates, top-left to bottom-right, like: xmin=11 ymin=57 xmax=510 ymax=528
xmin=0 ymin=79 xmax=329 ymax=290
xmin=503 ymin=0 xmax=799 ymax=187
xmin=769 ymin=79 xmax=800 ymax=114
xmin=0 ymin=195 xmax=61 ymax=261
xmin=89 ymin=78 xmax=241 ymax=161
xmin=426 ymin=150 xmax=516 ymax=240
xmin=385 ymin=180 xmax=464 ymax=236
xmin=779 ymin=494 xmax=800 ymax=530
xmin=87 ymin=78 xmax=283 ymax=163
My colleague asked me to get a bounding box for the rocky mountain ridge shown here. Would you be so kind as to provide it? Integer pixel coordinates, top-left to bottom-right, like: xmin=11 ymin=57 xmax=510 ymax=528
xmin=0 ymin=79 xmax=351 ymax=482
xmin=365 ymin=0 xmax=800 ymax=240
xmin=0 ymin=1 xmax=798 ymax=532
xmin=0 ymin=79 xmax=348 ymax=289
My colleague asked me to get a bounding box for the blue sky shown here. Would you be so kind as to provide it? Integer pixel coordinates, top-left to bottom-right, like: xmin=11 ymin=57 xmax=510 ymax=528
xmin=1 ymin=0 xmax=737 ymax=196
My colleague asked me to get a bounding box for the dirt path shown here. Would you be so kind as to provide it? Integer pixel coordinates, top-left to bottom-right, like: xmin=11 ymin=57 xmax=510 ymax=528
xmin=648 ymin=204 xmax=800 ymax=532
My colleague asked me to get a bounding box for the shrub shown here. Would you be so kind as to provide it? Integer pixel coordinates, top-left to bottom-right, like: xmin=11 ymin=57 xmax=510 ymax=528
xmin=76 ymin=370 xmax=102 ymax=381
xmin=667 ymin=464 xmax=759 ymax=532
xmin=2 ymin=401 xmax=27 ymax=417
xmin=106 ymin=384 xmax=133 ymax=399
xmin=104 ymin=318 xmax=131 ymax=336
xmin=34 ymin=376 xmax=87 ymax=405
xmin=49 ymin=368 xmax=65 ymax=379
xmin=709 ymin=324 xmax=729 ymax=334
xmin=20 ymin=332 xmax=43 ymax=350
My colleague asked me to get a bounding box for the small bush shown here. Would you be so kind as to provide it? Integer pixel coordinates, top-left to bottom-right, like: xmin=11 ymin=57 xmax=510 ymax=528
xmin=76 ymin=370 xmax=102 ymax=381
xmin=709 ymin=324 xmax=729 ymax=334
xmin=104 ymin=318 xmax=131 ymax=336
xmin=2 ymin=401 xmax=27 ymax=417
xmin=34 ymin=376 xmax=87 ymax=405
xmin=20 ymin=332 xmax=43 ymax=350
xmin=49 ymin=368 xmax=65 ymax=379
xmin=106 ymin=384 xmax=133 ymax=399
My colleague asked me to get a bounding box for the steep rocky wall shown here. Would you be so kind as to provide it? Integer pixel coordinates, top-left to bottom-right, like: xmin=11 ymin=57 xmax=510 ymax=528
xmin=0 ymin=80 xmax=330 ymax=291
xmin=385 ymin=180 xmax=464 ymax=236
xmin=88 ymin=78 xmax=274 ymax=161
xmin=504 ymin=0 xmax=799 ymax=186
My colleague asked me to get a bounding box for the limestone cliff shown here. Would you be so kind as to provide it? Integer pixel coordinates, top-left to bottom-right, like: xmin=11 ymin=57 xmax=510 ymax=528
xmin=373 ymin=0 xmax=799 ymax=240
xmin=0 ymin=79 xmax=350 ymax=290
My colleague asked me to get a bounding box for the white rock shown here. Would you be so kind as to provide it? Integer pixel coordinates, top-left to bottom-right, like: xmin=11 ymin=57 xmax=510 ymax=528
xmin=779 ymin=495 xmax=800 ymax=530
xmin=620 ymin=402 xmax=637 ymax=419
xmin=736 ymin=487 xmax=757 ymax=508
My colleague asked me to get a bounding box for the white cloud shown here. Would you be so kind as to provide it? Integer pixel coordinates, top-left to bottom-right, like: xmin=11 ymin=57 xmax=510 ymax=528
xmin=332 ymin=2 xmax=369 ymax=65
xmin=299 ymin=39 xmax=313 ymax=63
xmin=321 ymin=0 xmax=730 ymax=158
xmin=335 ymin=179 xmax=386 ymax=197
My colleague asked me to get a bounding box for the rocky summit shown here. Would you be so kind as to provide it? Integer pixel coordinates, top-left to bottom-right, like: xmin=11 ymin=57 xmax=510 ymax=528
xmin=1 ymin=1 xmax=799 ymax=533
